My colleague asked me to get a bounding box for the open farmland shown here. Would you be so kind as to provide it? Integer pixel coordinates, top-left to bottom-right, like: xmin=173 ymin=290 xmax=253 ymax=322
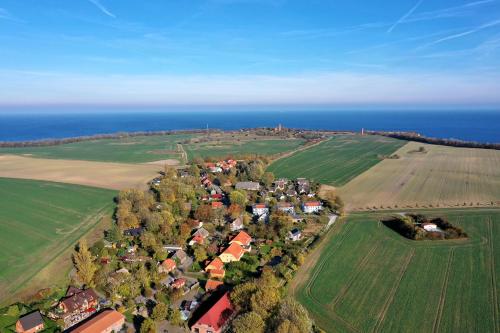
xmin=0 ymin=178 xmax=116 ymax=304
xmin=0 ymin=133 xmax=194 ymax=164
xmin=292 ymin=209 xmax=500 ymax=333
xmin=0 ymin=155 xmax=162 ymax=190
xmin=184 ymin=136 xmax=306 ymax=160
xmin=339 ymin=142 xmax=500 ymax=211
xmin=267 ymin=135 xmax=405 ymax=186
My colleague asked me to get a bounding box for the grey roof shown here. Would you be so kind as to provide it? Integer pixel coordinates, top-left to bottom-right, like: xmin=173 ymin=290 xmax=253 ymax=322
xmin=193 ymin=227 xmax=209 ymax=238
xmin=18 ymin=312 xmax=44 ymax=330
xmin=235 ymin=181 xmax=260 ymax=190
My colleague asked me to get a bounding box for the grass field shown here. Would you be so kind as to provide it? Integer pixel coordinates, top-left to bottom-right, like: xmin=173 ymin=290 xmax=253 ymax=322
xmin=338 ymin=142 xmax=500 ymax=211
xmin=0 ymin=155 xmax=162 ymax=190
xmin=0 ymin=178 xmax=116 ymax=304
xmin=0 ymin=134 xmax=194 ymax=163
xmin=292 ymin=208 xmax=500 ymax=333
xmin=267 ymin=135 xmax=405 ymax=186
xmin=184 ymin=137 xmax=306 ymax=160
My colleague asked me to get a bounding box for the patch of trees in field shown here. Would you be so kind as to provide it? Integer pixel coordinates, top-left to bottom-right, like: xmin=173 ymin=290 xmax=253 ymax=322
xmin=382 ymin=214 xmax=468 ymax=240
xmin=368 ymin=131 xmax=500 ymax=150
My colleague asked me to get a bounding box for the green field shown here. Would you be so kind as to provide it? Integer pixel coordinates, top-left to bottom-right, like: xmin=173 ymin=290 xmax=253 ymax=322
xmin=184 ymin=138 xmax=306 ymax=160
xmin=0 ymin=178 xmax=116 ymax=303
xmin=0 ymin=134 xmax=194 ymax=163
xmin=294 ymin=209 xmax=500 ymax=333
xmin=267 ymin=135 xmax=405 ymax=186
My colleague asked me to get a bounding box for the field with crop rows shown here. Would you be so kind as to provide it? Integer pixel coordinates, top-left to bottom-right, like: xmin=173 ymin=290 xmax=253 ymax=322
xmin=0 ymin=178 xmax=116 ymax=304
xmin=339 ymin=142 xmax=500 ymax=211
xmin=293 ymin=209 xmax=500 ymax=333
xmin=267 ymin=135 xmax=405 ymax=186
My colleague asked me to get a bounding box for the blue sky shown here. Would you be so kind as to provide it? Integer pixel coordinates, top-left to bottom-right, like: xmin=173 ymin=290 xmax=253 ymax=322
xmin=1 ymin=0 xmax=500 ymax=108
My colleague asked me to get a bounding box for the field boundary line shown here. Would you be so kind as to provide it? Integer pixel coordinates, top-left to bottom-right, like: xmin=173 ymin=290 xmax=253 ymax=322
xmin=268 ymin=137 xmax=330 ymax=165
xmin=432 ymin=248 xmax=455 ymax=333
xmin=330 ymin=240 xmax=382 ymax=309
xmin=488 ymin=218 xmax=499 ymax=333
xmin=372 ymin=248 xmax=416 ymax=333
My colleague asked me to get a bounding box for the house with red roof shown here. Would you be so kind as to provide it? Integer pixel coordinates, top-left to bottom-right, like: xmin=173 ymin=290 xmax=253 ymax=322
xmin=205 ymin=279 xmax=224 ymax=292
xmin=302 ymin=201 xmax=323 ymax=213
xmin=229 ymin=231 xmax=252 ymax=247
xmin=205 ymin=258 xmax=224 ymax=272
xmin=172 ymin=278 xmax=186 ymax=289
xmin=219 ymin=243 xmax=245 ymax=263
xmin=211 ymin=201 xmax=223 ymax=209
xmin=159 ymin=258 xmax=176 ymax=273
xmin=189 ymin=235 xmax=205 ymax=246
xmin=208 ymin=268 xmax=226 ymax=279
xmin=190 ymin=292 xmax=234 ymax=333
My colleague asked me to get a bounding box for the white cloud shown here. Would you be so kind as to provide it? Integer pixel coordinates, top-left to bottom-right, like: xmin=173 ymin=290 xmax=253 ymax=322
xmin=0 ymin=70 xmax=499 ymax=106
xmin=87 ymin=0 xmax=116 ymax=18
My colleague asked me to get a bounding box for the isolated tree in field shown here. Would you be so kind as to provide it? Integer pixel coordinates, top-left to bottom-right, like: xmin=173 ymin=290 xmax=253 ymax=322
xmin=232 ymin=312 xmax=265 ymax=333
xmin=230 ymin=190 xmax=247 ymax=207
xmin=73 ymin=239 xmax=97 ymax=286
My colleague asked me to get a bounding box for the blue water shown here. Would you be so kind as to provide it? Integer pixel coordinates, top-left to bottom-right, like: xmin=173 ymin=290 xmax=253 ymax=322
xmin=0 ymin=109 xmax=499 ymax=143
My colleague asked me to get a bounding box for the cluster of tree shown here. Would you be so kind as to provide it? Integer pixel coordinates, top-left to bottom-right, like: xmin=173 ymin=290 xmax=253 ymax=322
xmin=382 ymin=214 xmax=468 ymax=240
xmin=230 ymin=268 xmax=319 ymax=333
xmin=0 ymin=130 xmax=204 ymax=148
xmin=368 ymin=131 xmax=500 ymax=150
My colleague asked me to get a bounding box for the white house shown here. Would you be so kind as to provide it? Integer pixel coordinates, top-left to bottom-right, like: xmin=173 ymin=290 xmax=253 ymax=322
xmin=302 ymin=201 xmax=322 ymax=214
xmin=422 ymin=223 xmax=439 ymax=232
xmin=289 ymin=228 xmax=302 ymax=241
xmin=230 ymin=216 xmax=244 ymax=231
xmin=277 ymin=202 xmax=295 ymax=214
xmin=253 ymin=204 xmax=269 ymax=216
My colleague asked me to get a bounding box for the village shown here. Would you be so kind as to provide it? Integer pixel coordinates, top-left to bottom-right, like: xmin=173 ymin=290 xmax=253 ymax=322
xmin=5 ymin=156 xmax=341 ymax=333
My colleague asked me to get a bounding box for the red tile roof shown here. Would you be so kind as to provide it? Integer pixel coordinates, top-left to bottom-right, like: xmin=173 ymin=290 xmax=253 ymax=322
xmin=205 ymin=279 xmax=224 ymax=292
xmin=304 ymin=201 xmax=321 ymax=206
xmin=205 ymin=257 xmax=224 ymax=272
xmin=69 ymin=310 xmax=124 ymax=333
xmin=208 ymin=269 xmax=226 ymax=279
xmin=212 ymin=201 xmax=223 ymax=209
xmin=229 ymin=231 xmax=252 ymax=246
xmin=222 ymin=243 xmax=245 ymax=261
xmin=161 ymin=258 xmax=176 ymax=272
xmin=191 ymin=292 xmax=234 ymax=332
xmin=254 ymin=204 xmax=267 ymax=208
xmin=172 ymin=278 xmax=186 ymax=289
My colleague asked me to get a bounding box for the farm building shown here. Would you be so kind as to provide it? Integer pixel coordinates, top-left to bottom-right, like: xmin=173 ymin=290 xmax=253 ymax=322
xmin=15 ymin=311 xmax=44 ymax=333
xmin=190 ymin=292 xmax=235 ymax=333
xmin=69 ymin=309 xmax=125 ymax=333
xmin=302 ymin=201 xmax=322 ymax=214
xmin=235 ymin=181 xmax=261 ymax=191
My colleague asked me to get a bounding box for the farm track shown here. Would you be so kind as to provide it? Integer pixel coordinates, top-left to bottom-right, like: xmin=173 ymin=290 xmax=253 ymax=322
xmin=432 ymin=248 xmax=455 ymax=333
xmin=372 ymin=248 xmax=416 ymax=333
xmin=487 ymin=218 xmax=499 ymax=333
xmin=329 ymin=240 xmax=383 ymax=309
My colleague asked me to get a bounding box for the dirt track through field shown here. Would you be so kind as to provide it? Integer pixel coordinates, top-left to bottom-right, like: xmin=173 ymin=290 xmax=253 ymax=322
xmin=0 ymin=154 xmax=162 ymax=190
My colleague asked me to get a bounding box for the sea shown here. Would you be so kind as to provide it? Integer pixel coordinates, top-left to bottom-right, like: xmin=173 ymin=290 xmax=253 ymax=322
xmin=0 ymin=109 xmax=499 ymax=143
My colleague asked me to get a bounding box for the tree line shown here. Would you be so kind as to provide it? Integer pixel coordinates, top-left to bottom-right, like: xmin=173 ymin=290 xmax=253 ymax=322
xmin=367 ymin=131 xmax=500 ymax=150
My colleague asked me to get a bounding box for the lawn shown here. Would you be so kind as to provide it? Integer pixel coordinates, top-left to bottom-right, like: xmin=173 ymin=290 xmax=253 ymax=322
xmin=293 ymin=208 xmax=500 ymax=333
xmin=0 ymin=134 xmax=194 ymax=163
xmin=267 ymin=135 xmax=405 ymax=186
xmin=338 ymin=142 xmax=500 ymax=211
xmin=0 ymin=178 xmax=116 ymax=304
xmin=184 ymin=138 xmax=306 ymax=160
